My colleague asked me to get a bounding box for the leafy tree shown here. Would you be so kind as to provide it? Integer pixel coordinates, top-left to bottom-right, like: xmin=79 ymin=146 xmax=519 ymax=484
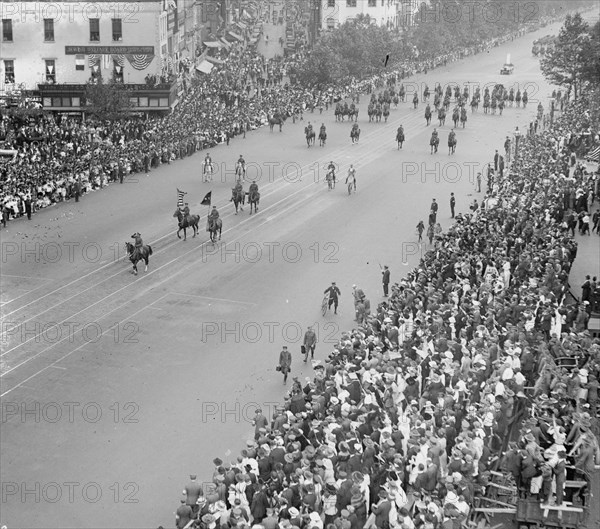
xmin=83 ymin=75 xmax=132 ymax=121
xmin=540 ymin=13 xmax=593 ymax=98
xmin=581 ymin=20 xmax=600 ymax=89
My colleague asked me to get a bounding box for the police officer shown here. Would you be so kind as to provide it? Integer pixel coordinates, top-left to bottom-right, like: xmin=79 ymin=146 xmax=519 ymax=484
xmin=131 ymin=232 xmax=143 ymax=260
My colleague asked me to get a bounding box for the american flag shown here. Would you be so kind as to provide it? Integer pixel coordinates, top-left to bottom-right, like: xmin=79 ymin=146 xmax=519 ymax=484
xmin=587 ymin=146 xmax=600 ymax=163
xmin=177 ymin=188 xmax=187 ymax=208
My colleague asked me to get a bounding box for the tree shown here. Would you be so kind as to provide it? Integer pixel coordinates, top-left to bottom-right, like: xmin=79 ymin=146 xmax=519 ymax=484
xmin=83 ymin=75 xmax=132 ymax=121
xmin=540 ymin=13 xmax=592 ymax=99
xmin=581 ymin=20 xmax=600 ymax=89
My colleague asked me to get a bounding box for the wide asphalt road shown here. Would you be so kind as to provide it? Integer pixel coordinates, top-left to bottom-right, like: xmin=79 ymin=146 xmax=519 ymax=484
xmin=0 ymin=18 xmax=574 ymax=529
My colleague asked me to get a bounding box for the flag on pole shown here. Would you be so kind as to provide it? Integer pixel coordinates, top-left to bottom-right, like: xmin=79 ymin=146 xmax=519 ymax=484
xmin=200 ymin=191 xmax=212 ymax=206
xmin=177 ymin=188 xmax=187 ymax=208
xmin=587 ymin=146 xmax=600 ymax=163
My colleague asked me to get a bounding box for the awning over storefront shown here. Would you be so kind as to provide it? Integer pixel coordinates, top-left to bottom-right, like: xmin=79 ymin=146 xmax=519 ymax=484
xmin=236 ymin=21 xmax=247 ymax=29
xmin=228 ymin=31 xmax=244 ymax=41
xmin=203 ymin=41 xmax=223 ymax=48
xmin=219 ymin=37 xmax=232 ymax=49
xmin=196 ymin=60 xmax=214 ymax=74
xmin=205 ymin=56 xmax=225 ymax=64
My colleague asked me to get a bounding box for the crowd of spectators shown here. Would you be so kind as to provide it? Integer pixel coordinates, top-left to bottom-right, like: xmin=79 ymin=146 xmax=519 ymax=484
xmin=170 ymin=88 xmax=599 ymax=529
xmin=0 ymin=10 xmax=570 ymax=226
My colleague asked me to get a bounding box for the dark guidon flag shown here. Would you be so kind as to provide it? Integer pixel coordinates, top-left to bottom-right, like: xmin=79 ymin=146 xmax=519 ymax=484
xmin=177 ymin=188 xmax=187 ymax=208
xmin=200 ymin=191 xmax=212 ymax=206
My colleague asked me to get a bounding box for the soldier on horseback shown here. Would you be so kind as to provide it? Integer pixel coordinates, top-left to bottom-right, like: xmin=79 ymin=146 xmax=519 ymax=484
xmin=131 ymin=232 xmax=143 ymax=261
xmin=327 ymin=161 xmax=336 ymax=187
xmin=320 ymin=123 xmax=326 ymax=136
xmin=249 ymin=180 xmax=259 ymax=196
xmin=236 ymin=154 xmax=246 ymax=178
xmin=248 ymin=180 xmax=260 ymax=214
xmin=209 ymin=205 xmax=220 ymax=226
xmin=231 ymin=180 xmax=244 ymax=212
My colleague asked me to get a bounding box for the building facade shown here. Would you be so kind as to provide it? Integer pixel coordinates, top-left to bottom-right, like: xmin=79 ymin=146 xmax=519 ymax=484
xmin=320 ymin=0 xmax=399 ymax=31
xmin=0 ymin=0 xmax=204 ymax=112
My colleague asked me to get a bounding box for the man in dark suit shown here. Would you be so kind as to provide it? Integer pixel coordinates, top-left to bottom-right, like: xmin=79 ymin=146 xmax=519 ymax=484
xmin=372 ymin=489 xmax=392 ymax=528
xmin=381 ymin=266 xmax=390 ymax=297
xmin=494 ymin=149 xmax=499 ymax=171
xmin=183 ymin=475 xmax=202 ymax=515
xmin=175 ymin=498 xmax=193 ymax=529
xmin=324 ymin=282 xmax=341 ymax=314
xmin=450 ymin=193 xmax=456 ymax=218
xmin=498 ymin=155 xmax=505 ymax=178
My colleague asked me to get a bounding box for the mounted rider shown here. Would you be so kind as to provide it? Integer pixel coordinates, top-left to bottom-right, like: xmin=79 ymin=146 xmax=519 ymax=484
xmin=182 ymin=202 xmax=190 ymax=217
xmin=431 ymin=128 xmax=439 ymax=141
xmin=449 ymin=129 xmax=456 ymax=144
xmin=237 ymin=154 xmax=246 ymax=175
xmin=319 ymin=123 xmax=326 ymax=135
xmin=249 ymin=180 xmax=259 ymax=195
xmin=131 ymin=232 xmax=143 ymax=260
xmin=203 ymin=152 xmax=213 ymax=172
xmin=208 ymin=205 xmax=219 ymax=230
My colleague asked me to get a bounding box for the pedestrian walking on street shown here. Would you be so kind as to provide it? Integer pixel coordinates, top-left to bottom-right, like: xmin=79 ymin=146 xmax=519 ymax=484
xmin=303 ymin=326 xmax=317 ymax=362
xmin=252 ymin=408 xmax=268 ymax=440
xmin=381 ymin=265 xmax=390 ymax=297
xmin=450 ymin=192 xmax=456 ymax=218
xmin=324 ymin=282 xmax=341 ymax=314
xmin=476 ymin=172 xmax=482 ymax=193
xmin=279 ymin=346 xmax=292 ymax=384
xmin=494 ymin=150 xmax=499 ymax=171
xmin=183 ymin=475 xmax=202 ymax=516
xmin=416 ymin=220 xmax=425 ymax=242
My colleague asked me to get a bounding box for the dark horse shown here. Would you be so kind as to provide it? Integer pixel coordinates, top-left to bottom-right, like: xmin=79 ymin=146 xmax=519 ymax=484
xmin=269 ymin=114 xmax=284 ymax=132
xmin=248 ymin=188 xmax=260 ymax=215
xmin=207 ymin=217 xmax=222 ymax=243
xmin=231 ymin=186 xmax=245 ymax=214
xmin=173 ymin=209 xmax=200 ymax=240
xmin=318 ymin=130 xmax=327 ymax=147
xmin=305 ymin=127 xmax=315 ymax=147
xmin=125 ymin=241 xmax=153 ymax=275
xmin=424 ymin=105 xmax=432 ymax=126
xmin=396 ymin=128 xmax=405 ymax=149
xmin=430 ymin=133 xmax=439 ymax=154
xmin=350 ymin=125 xmax=360 ymax=144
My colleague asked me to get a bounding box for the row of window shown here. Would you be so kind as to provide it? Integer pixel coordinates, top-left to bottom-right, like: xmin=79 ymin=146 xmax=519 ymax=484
xmin=2 ymin=58 xmax=125 ymax=84
xmin=328 ymin=0 xmax=386 ymax=6
xmin=2 ymin=18 xmax=123 ymax=42
xmin=41 ymin=96 xmax=169 ymax=108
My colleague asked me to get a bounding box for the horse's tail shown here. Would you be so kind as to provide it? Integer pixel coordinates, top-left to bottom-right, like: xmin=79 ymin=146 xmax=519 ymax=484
xmin=147 ymin=245 xmax=153 ymax=256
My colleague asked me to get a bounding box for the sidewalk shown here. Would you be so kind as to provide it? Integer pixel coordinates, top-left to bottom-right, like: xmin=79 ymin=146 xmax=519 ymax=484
xmin=567 ymin=204 xmax=600 ymax=302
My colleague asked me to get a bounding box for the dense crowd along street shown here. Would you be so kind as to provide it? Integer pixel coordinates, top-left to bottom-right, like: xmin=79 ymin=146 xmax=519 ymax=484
xmin=1 ymin=2 xmax=599 ymax=529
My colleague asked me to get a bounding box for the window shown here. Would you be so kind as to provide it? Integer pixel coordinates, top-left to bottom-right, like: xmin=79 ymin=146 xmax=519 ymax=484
xmin=346 ymin=0 xmax=356 ymax=6
xmin=327 ymin=0 xmax=335 ymax=6
xmin=368 ymin=0 xmax=376 ymax=5
xmin=112 ymin=18 xmax=122 ymax=41
xmin=2 ymin=19 xmax=12 ymax=41
xmin=89 ymin=18 xmax=100 ymax=41
xmin=45 ymin=59 xmax=56 ymax=83
xmin=75 ymin=54 xmax=85 ymax=71
xmin=4 ymin=60 xmax=14 ymax=83
xmin=327 ymin=18 xmax=335 ymax=29
xmin=44 ymin=18 xmax=54 ymax=41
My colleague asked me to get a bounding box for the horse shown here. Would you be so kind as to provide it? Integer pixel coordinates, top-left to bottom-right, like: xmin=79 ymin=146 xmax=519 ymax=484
xmin=231 ymin=186 xmax=245 ymax=214
xmin=319 ymin=130 xmax=327 ymax=147
xmin=448 ymin=133 xmax=457 ymax=154
xmin=268 ymin=115 xmax=284 ymax=132
xmin=471 ymin=97 xmax=478 ymax=113
xmin=452 ymin=108 xmax=459 ymax=128
xmin=392 ymin=95 xmax=399 ymax=108
xmin=325 ymin=170 xmax=335 ymax=190
xmin=124 ymin=241 xmax=153 ymax=275
xmin=248 ymin=188 xmax=260 ymax=215
xmin=430 ymin=134 xmax=439 ymax=154
xmin=173 ymin=208 xmax=200 ymax=240
xmin=202 ymin=161 xmax=214 ymax=182
xmin=375 ymin=105 xmax=382 ymax=123
xmin=508 ymin=89 xmax=515 ymax=106
xmin=413 ymin=93 xmax=419 ymax=109
xmin=438 ymin=108 xmax=446 ymax=126
xmin=235 ymin=161 xmax=246 ymax=179
xmin=396 ymin=128 xmax=405 ymax=149
xmin=434 ymin=94 xmax=441 ymax=109
xmin=399 ymin=84 xmax=406 ymax=102
xmin=383 ymin=104 xmax=390 ymax=123
xmin=305 ymin=127 xmax=315 ymax=147
xmin=460 ymin=108 xmax=467 ymax=128
xmin=425 ymin=105 xmax=432 ymax=126
xmin=522 ymin=91 xmax=528 ymax=108
xmin=348 ymin=108 xmax=359 ymax=122
xmin=368 ymin=104 xmax=374 ymax=122
xmin=350 ymin=125 xmax=360 ymax=144
xmin=483 ymin=96 xmax=490 ymax=114
xmin=423 ymin=86 xmax=430 ymax=100
xmin=207 ymin=217 xmax=222 ymax=243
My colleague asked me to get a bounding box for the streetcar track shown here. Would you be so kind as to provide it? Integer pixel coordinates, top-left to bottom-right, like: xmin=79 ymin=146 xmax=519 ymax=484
xmin=1 ymin=84 xmax=501 ymax=390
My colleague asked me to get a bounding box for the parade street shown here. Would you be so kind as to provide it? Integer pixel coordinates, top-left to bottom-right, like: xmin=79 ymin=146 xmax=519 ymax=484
xmin=0 ymin=17 xmax=592 ymax=529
